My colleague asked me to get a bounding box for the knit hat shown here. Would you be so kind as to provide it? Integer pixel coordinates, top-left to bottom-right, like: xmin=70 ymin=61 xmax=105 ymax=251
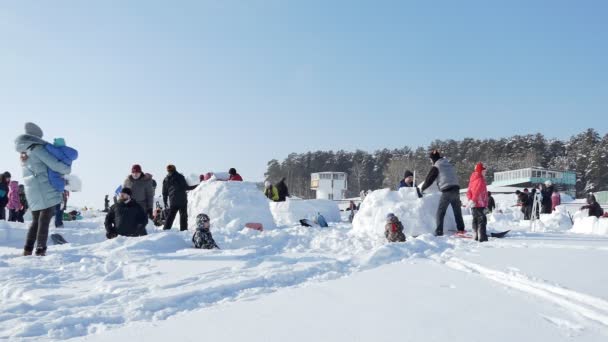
xmin=544 ymin=180 xmax=552 ymax=186
xmin=132 ymin=164 xmax=143 ymax=173
xmin=475 ymin=162 xmax=486 ymax=173
xmin=25 ymin=122 xmax=44 ymax=138
xmin=386 ymin=213 xmax=395 ymax=220
xmin=429 ymin=149 xmax=441 ymax=163
xmin=403 ymin=170 xmax=414 ymax=179
xmin=167 ymin=164 xmax=176 ymax=173
xmin=229 ymin=168 xmax=237 ymax=175
xmin=121 ymin=187 xmax=133 ymax=197
xmin=264 ymin=181 xmax=271 ymax=188
xmin=53 ymin=138 xmax=66 ymax=147
xmin=196 ymin=213 xmax=211 ymax=228
xmin=3 ymin=171 xmax=11 ymax=179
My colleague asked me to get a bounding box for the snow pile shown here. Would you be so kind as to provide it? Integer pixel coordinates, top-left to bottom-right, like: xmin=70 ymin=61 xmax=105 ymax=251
xmin=530 ymin=206 xmax=573 ymax=232
xmin=352 ymin=187 xmax=457 ymax=236
xmin=571 ymin=216 xmax=608 ymax=235
xmin=269 ymin=199 xmax=341 ymax=226
xmin=187 ymin=180 xmax=276 ymax=232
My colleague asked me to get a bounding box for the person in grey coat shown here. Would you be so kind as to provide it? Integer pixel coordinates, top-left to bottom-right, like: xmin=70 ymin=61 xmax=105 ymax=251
xmin=15 ymin=122 xmax=72 ymax=256
xmin=420 ymin=150 xmax=465 ymax=236
xmin=123 ymin=164 xmax=155 ymax=218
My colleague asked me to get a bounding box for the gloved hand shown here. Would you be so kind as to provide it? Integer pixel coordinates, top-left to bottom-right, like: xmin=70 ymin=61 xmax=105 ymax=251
xmin=146 ymin=208 xmax=153 ymax=219
xmin=466 ymin=200 xmax=476 ymax=209
xmin=106 ymin=231 xmax=118 ymax=239
xmin=416 ymin=187 xmax=423 ymax=198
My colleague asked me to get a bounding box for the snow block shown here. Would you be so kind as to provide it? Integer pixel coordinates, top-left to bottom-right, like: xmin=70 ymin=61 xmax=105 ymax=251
xmin=187 ymin=180 xmax=276 ymax=233
xmin=269 ymin=199 xmax=341 ymax=227
xmin=352 ymin=187 xmax=457 ymax=236
xmin=571 ymin=216 xmax=608 ymax=235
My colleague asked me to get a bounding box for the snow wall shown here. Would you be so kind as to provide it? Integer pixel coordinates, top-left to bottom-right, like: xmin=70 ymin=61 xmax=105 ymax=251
xmin=187 ymin=181 xmax=276 ymax=233
xmin=352 ymin=187 xmax=457 ymax=236
xmin=269 ymin=199 xmax=341 ymax=226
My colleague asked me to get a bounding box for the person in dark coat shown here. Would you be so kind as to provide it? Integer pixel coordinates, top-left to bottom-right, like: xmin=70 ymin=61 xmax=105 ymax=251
xmin=540 ymin=181 xmax=554 ymax=214
xmin=420 ymin=150 xmax=465 ymax=236
xmin=104 ymin=195 xmax=110 ymax=213
xmin=18 ymin=184 xmax=28 ymax=223
xmin=0 ymin=171 xmax=10 ymax=221
xmin=162 ymin=164 xmax=197 ymax=231
xmin=275 ymin=178 xmax=290 ymax=202
xmin=487 ymin=191 xmax=496 ymax=213
xmin=228 ymin=168 xmax=243 ymax=181
xmin=398 ymin=170 xmax=422 ymax=198
xmin=105 ymin=187 xmax=148 ymax=238
xmin=581 ymin=194 xmax=604 ymax=218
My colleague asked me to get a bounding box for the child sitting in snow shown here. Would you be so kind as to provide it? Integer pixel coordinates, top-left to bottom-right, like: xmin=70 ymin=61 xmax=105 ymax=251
xmin=384 ymin=213 xmax=406 ymax=242
xmin=192 ymin=213 xmax=219 ymax=249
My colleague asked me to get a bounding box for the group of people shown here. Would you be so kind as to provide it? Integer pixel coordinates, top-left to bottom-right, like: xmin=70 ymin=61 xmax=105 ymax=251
xmin=0 ymin=171 xmax=28 ymax=222
xmin=105 ymin=166 xmax=247 ymax=238
xmin=515 ymin=182 xmax=561 ymax=220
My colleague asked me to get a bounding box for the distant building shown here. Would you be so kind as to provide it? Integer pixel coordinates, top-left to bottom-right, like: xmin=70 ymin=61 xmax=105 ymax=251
xmin=311 ymin=172 xmax=347 ymax=200
xmin=492 ymin=167 xmax=576 ymax=196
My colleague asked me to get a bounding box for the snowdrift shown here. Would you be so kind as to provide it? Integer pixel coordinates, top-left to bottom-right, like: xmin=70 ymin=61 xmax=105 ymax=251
xmin=270 ymin=199 xmax=341 ymax=226
xmin=187 ymin=180 xmax=276 ymax=233
xmin=352 ymin=187 xmax=457 ymax=236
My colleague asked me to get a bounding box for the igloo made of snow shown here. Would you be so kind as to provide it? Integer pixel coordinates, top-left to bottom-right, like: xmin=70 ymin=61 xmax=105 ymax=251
xmin=352 ymin=187 xmax=458 ymax=236
xmin=187 ymin=180 xmax=276 ymax=233
xmin=269 ymin=199 xmax=341 ymax=226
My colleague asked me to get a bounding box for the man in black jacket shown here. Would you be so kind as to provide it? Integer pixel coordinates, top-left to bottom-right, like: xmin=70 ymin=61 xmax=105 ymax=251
xmin=162 ymin=164 xmax=197 ymax=231
xmin=420 ymin=150 xmax=465 ymax=236
xmin=275 ymin=178 xmax=290 ymax=202
xmin=105 ymin=187 xmax=148 ymax=238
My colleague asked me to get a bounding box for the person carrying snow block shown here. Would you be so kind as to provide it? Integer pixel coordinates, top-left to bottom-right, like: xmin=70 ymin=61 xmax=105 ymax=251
xmin=420 ymin=150 xmax=465 ymax=236
xmin=264 ymin=181 xmax=279 ymax=202
xmin=105 ymin=187 xmax=148 ymax=239
xmin=192 ymin=213 xmax=219 ymax=249
xmin=384 ymin=213 xmax=406 ymax=242
xmin=466 ymin=163 xmax=489 ymax=242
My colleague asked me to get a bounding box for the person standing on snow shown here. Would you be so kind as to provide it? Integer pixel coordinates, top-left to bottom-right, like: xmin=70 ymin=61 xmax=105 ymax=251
xmin=7 ymin=180 xmax=21 ymax=222
xmin=275 ymin=178 xmax=290 ymax=202
xmin=162 ymin=164 xmax=197 ymax=231
xmin=487 ymin=191 xmax=496 ymax=213
xmin=264 ymin=181 xmax=279 ymax=202
xmin=551 ymin=190 xmax=561 ymax=212
xmin=105 ymin=187 xmax=148 ymax=238
xmin=16 ymin=122 xmax=72 ymax=256
xmin=420 ymin=150 xmax=465 ymax=236
xmin=540 ymin=181 xmax=554 ymax=214
xmin=17 ymin=184 xmax=28 ymax=223
xmin=228 ymin=168 xmax=243 ymax=181
xmin=54 ymin=190 xmax=69 ymax=228
xmin=398 ymin=170 xmax=422 ymax=198
xmin=0 ymin=172 xmax=10 ymax=220
xmin=466 ymin=163 xmax=489 ymax=242
xmin=123 ymin=164 xmax=155 ymax=219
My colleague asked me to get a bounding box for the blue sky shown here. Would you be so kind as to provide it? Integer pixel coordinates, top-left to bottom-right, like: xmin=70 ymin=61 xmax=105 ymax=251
xmin=1 ymin=0 xmax=607 ymax=206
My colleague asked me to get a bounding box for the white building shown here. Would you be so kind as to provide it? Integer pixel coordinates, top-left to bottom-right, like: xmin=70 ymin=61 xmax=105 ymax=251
xmin=311 ymin=172 xmax=348 ymax=200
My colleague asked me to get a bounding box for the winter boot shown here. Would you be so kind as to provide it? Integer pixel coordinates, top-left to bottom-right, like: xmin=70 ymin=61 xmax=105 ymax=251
xmin=23 ymin=249 xmax=33 ymax=256
xmin=35 ymin=247 xmax=47 ymax=256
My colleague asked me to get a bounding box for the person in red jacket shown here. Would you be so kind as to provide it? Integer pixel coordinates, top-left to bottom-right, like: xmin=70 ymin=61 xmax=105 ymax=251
xmin=467 ymin=162 xmax=489 ymax=242
xmin=228 ymin=168 xmax=243 ymax=181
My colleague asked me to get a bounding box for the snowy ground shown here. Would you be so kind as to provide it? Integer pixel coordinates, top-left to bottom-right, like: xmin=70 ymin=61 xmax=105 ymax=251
xmin=1 ymin=211 xmax=608 ymax=341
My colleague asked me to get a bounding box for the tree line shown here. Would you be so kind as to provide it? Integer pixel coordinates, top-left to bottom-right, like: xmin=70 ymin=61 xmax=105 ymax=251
xmin=264 ymin=129 xmax=608 ymax=199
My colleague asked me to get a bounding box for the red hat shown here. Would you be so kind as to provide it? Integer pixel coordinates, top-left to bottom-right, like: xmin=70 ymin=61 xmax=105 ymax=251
xmin=475 ymin=162 xmax=486 ymax=173
xmin=131 ymin=164 xmax=142 ymax=173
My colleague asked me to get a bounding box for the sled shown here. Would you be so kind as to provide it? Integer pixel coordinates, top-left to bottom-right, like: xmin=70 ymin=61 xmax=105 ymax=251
xmin=245 ymin=222 xmax=264 ymax=231
xmin=50 ymin=233 xmax=68 ymax=245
